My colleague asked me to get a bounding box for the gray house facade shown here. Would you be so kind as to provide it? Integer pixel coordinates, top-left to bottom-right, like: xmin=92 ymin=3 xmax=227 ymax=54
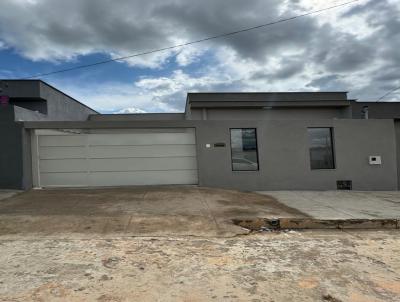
xmin=1 ymin=80 xmax=400 ymax=191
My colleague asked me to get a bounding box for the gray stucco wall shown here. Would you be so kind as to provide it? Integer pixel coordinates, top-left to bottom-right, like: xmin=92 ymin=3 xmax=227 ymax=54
xmin=14 ymin=105 xmax=47 ymax=121
xmin=352 ymin=102 xmax=400 ymax=119
xmin=395 ymin=120 xmax=400 ymax=190
xmin=23 ymin=118 xmax=398 ymax=191
xmin=0 ymin=107 xmax=24 ymax=189
xmin=38 ymin=82 xmax=97 ymax=121
xmin=2 ymin=80 xmax=40 ymax=97
xmin=195 ymin=119 xmax=398 ymax=191
xmin=21 ymin=128 xmax=33 ymax=190
xmin=1 ymin=80 xmax=97 ymax=121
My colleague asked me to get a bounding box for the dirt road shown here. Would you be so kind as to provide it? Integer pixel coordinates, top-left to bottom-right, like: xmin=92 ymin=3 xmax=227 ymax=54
xmin=0 ymin=230 xmax=399 ymax=302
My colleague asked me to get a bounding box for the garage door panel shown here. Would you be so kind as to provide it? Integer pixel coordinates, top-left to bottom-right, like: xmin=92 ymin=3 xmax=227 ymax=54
xmin=35 ymin=129 xmax=198 ymax=187
xmin=88 ymin=145 xmax=196 ymax=158
xmin=40 ymin=173 xmax=88 ymax=187
xmin=40 ymin=159 xmax=88 ymax=173
xmin=89 ymin=170 xmax=198 ymax=186
xmin=39 ymin=146 xmax=86 ymax=159
xmin=89 ymin=157 xmax=197 ymax=172
xmin=39 ymin=135 xmax=86 ymax=147
xmin=88 ymin=132 xmax=195 ymax=146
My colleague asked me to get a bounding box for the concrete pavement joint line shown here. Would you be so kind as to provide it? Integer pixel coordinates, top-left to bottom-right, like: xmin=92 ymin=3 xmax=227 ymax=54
xmin=322 ymin=205 xmax=358 ymax=219
xmin=305 ymin=193 xmax=358 ymax=219
xmin=196 ymin=188 xmax=221 ymax=231
xmin=194 ymin=189 xmax=211 ymax=218
xmin=125 ymin=214 xmax=134 ymax=232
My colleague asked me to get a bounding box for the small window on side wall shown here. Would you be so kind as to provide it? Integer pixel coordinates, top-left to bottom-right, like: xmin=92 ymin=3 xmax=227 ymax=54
xmin=230 ymin=128 xmax=259 ymax=171
xmin=308 ymin=127 xmax=335 ymax=170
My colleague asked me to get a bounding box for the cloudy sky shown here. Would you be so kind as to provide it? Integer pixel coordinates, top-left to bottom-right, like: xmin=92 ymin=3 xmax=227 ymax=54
xmin=0 ymin=0 xmax=399 ymax=113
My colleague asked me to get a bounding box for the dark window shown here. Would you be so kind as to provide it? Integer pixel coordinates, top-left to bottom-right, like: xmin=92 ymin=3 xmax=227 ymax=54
xmin=308 ymin=127 xmax=335 ymax=170
xmin=230 ymin=128 xmax=259 ymax=171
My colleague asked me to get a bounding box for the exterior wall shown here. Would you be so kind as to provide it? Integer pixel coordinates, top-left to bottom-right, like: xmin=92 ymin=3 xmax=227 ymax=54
xmin=195 ymin=119 xmax=398 ymax=191
xmin=351 ymin=102 xmax=400 ymax=119
xmin=395 ymin=120 xmax=400 ymax=189
xmin=3 ymin=80 xmax=40 ymax=97
xmin=2 ymin=101 xmax=95 ymax=189
xmin=24 ymin=118 xmax=398 ymax=191
xmin=39 ymin=82 xmax=97 ymax=121
xmin=21 ymin=128 xmax=33 ymax=189
xmin=1 ymin=80 xmax=97 ymax=121
xmin=14 ymin=105 xmax=47 ymax=121
xmin=0 ymin=107 xmax=24 ymax=189
xmin=190 ymin=107 xmax=351 ymax=120
xmin=10 ymin=99 xmax=47 ymax=114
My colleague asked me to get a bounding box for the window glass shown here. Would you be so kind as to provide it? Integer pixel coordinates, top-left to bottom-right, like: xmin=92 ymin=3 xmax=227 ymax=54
xmin=308 ymin=128 xmax=335 ymax=169
xmin=230 ymin=128 xmax=259 ymax=171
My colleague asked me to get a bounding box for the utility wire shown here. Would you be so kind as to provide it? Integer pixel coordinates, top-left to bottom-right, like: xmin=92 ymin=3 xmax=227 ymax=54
xmin=21 ymin=0 xmax=360 ymax=79
xmin=376 ymin=85 xmax=400 ymax=102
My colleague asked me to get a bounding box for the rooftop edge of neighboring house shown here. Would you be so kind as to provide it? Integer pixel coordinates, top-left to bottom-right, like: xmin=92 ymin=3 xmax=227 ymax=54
xmin=2 ymin=79 xmax=400 ymax=122
xmin=185 ymin=91 xmax=352 ymax=111
xmin=0 ymin=79 xmax=98 ymax=122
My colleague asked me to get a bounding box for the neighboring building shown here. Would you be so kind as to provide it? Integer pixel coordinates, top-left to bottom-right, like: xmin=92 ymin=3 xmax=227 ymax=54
xmin=0 ymin=80 xmax=97 ymax=189
xmin=1 ymin=79 xmax=400 ymax=191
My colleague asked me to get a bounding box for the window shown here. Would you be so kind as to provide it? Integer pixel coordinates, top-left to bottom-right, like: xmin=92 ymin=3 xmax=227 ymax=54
xmin=308 ymin=127 xmax=335 ymax=170
xmin=230 ymin=128 xmax=259 ymax=171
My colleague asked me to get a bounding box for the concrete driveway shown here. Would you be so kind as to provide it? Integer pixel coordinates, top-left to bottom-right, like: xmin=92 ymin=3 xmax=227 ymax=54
xmin=0 ymin=186 xmax=306 ymax=238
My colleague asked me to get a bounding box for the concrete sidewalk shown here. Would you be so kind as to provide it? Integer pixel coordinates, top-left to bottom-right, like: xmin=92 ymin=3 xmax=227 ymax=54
xmin=253 ymin=191 xmax=400 ymax=229
xmin=2 ymin=188 xmax=399 ymax=235
xmin=257 ymin=191 xmax=400 ymax=219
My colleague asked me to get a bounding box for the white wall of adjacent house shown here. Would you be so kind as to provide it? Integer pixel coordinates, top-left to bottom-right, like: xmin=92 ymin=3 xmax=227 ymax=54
xmin=31 ymin=128 xmax=198 ymax=187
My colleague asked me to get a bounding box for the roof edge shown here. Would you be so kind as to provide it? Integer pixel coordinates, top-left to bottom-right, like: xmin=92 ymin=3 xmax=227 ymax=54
xmin=1 ymin=79 xmax=99 ymax=114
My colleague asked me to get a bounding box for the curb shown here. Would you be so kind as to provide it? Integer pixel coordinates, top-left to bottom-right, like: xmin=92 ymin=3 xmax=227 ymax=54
xmin=232 ymin=218 xmax=399 ymax=231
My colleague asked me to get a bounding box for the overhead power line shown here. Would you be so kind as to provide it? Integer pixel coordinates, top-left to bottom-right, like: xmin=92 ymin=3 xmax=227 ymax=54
xmin=376 ymin=85 xmax=400 ymax=102
xmin=21 ymin=0 xmax=360 ymax=79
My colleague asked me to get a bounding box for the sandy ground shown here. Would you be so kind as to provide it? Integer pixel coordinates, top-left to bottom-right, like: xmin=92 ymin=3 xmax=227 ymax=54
xmin=0 ymin=230 xmax=399 ymax=302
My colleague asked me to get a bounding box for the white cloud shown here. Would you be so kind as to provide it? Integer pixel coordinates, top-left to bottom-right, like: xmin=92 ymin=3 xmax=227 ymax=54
xmin=1 ymin=0 xmax=400 ymax=107
xmin=175 ymin=46 xmax=207 ymax=66
xmin=52 ymin=68 xmax=236 ymax=113
xmin=115 ymin=107 xmax=146 ymax=114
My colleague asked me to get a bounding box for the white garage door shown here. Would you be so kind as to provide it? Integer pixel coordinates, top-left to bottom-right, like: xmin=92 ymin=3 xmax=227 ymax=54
xmin=32 ymin=128 xmax=198 ymax=187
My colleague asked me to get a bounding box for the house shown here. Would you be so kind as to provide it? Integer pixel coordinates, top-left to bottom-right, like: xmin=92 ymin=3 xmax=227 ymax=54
xmin=1 ymin=79 xmax=400 ymax=191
